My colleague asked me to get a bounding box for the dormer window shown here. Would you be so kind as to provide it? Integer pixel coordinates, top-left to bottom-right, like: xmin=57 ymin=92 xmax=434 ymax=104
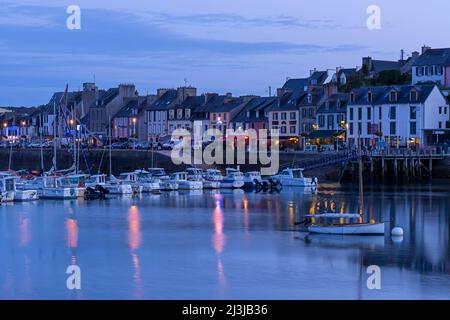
xmin=367 ymin=91 xmax=373 ymax=103
xmin=307 ymin=94 xmax=312 ymax=104
xmin=410 ymin=90 xmax=418 ymax=102
xmin=389 ymin=90 xmax=397 ymax=102
xmin=256 ymin=111 xmax=260 ymax=118
xmin=350 ymin=92 xmax=355 ymax=103
xmin=247 ymin=111 xmax=250 ymax=118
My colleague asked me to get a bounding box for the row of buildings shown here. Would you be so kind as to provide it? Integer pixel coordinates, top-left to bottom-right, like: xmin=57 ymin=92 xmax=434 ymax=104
xmin=2 ymin=46 xmax=450 ymax=149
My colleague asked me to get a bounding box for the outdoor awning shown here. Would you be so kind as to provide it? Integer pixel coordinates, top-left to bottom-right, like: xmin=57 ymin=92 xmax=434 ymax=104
xmin=308 ymin=130 xmax=345 ymax=139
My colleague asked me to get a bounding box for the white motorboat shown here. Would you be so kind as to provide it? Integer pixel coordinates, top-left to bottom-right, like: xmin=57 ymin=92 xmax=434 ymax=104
xmin=147 ymin=168 xmax=170 ymax=180
xmin=187 ymin=168 xmax=220 ymax=189
xmin=132 ymin=170 xmax=161 ymax=193
xmin=169 ymin=172 xmax=203 ymax=190
xmin=272 ymin=168 xmax=318 ymax=187
xmin=204 ymin=169 xmax=224 ymax=182
xmin=60 ymin=174 xmax=87 ymax=198
xmin=86 ymin=174 xmax=133 ymax=195
xmin=39 ymin=175 xmax=78 ymax=200
xmin=0 ymin=173 xmax=16 ymax=202
xmin=243 ymin=171 xmax=270 ymax=189
xmin=148 ymin=168 xmax=178 ymax=191
xmin=118 ymin=172 xmax=144 ymax=194
xmin=221 ymin=168 xmax=244 ymax=189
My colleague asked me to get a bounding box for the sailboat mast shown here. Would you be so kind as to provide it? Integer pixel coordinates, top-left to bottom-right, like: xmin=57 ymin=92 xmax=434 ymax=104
xmin=109 ymin=116 xmax=112 ymax=177
xmin=53 ymin=100 xmax=57 ymax=171
xmin=358 ymin=131 xmax=364 ymax=215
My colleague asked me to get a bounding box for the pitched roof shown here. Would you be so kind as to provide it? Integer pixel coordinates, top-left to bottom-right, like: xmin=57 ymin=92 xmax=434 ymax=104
xmin=196 ymin=95 xmax=242 ymax=113
xmin=349 ymin=85 xmax=437 ymax=105
xmin=370 ymin=60 xmax=404 ymax=73
xmin=232 ymin=97 xmax=278 ymax=122
xmin=147 ymin=90 xmax=178 ymax=111
xmin=282 ymin=78 xmax=309 ymax=91
xmin=114 ymin=100 xmax=139 ymax=118
xmin=91 ymin=88 xmax=119 ymax=108
xmin=337 ymin=68 xmax=357 ymax=78
xmin=267 ymin=91 xmax=308 ymax=111
xmin=317 ymin=93 xmax=349 ymax=114
xmin=413 ymin=48 xmax=450 ymax=66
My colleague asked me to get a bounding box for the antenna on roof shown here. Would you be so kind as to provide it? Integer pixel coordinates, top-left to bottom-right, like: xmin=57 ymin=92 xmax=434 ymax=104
xmin=268 ymin=86 xmax=272 ymax=97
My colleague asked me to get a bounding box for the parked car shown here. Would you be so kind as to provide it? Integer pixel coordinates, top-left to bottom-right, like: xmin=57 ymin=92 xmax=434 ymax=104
xmin=135 ymin=141 xmax=151 ymax=150
xmin=161 ymin=140 xmax=183 ymax=150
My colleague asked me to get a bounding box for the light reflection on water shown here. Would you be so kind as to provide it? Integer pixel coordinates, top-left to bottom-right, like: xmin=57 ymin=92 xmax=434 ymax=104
xmin=0 ymin=182 xmax=449 ymax=299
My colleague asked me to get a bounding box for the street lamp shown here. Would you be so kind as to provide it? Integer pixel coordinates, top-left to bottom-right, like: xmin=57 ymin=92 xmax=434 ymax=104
xmin=132 ymin=117 xmax=137 ymax=149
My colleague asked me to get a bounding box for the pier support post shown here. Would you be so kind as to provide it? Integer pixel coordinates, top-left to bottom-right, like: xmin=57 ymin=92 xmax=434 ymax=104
xmin=429 ymin=158 xmax=433 ymax=178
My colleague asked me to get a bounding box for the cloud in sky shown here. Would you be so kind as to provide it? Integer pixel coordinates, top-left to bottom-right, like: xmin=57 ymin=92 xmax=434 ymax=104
xmin=2 ymin=0 xmax=448 ymax=106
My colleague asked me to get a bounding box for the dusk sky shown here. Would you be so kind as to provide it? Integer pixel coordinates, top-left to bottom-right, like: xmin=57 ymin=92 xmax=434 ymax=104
xmin=1 ymin=0 xmax=449 ymax=106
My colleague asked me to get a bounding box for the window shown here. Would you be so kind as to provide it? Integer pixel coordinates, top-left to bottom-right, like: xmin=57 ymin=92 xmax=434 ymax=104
xmin=417 ymin=67 xmax=424 ymax=76
xmin=367 ymin=92 xmax=372 ymax=103
xmin=302 ymin=109 xmax=307 ymax=118
xmin=256 ymin=111 xmax=260 ymax=118
xmin=410 ymin=122 xmax=416 ymax=135
xmin=185 ymin=109 xmax=191 ymax=118
xmin=410 ymin=90 xmax=417 ymax=102
xmin=281 ymin=126 xmax=287 ymax=134
xmin=436 ymin=66 xmax=444 ymax=75
xmin=439 ymin=106 xmax=442 ymax=114
xmin=246 ymin=111 xmax=250 ymax=118
xmin=379 ymin=106 xmax=382 ymax=120
xmin=349 ymin=122 xmax=354 ymax=135
xmin=439 ymin=121 xmax=442 ymax=129
xmin=350 ymin=92 xmax=355 ymax=103
xmin=327 ymin=115 xmax=334 ymax=129
xmin=367 ymin=107 xmax=371 ymax=120
xmin=358 ymin=108 xmax=362 ymax=121
xmin=281 ymin=112 xmax=287 ymax=120
xmin=389 ymin=91 xmax=397 ymax=102
xmin=390 ymin=122 xmax=396 ymax=135
xmin=389 ymin=106 xmax=396 ymax=120
xmin=358 ymin=123 xmax=362 ymax=135
xmin=367 ymin=122 xmax=371 ymax=135
xmin=273 ymin=113 xmax=278 ymax=121
xmin=349 ymin=108 xmax=354 ymax=121
xmin=290 ymin=126 xmax=296 ymax=134
xmin=309 ymin=108 xmax=314 ymax=117
xmin=410 ymin=106 xmax=416 ymax=120
xmin=290 ymin=112 xmax=296 ymax=120
xmin=318 ymin=115 xmax=325 ymax=127
xmin=445 ymin=107 xmax=448 ymax=115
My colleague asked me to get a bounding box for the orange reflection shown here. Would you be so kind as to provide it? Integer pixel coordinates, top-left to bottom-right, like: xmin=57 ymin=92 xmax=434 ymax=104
xmin=19 ymin=217 xmax=31 ymax=247
xmin=242 ymin=197 xmax=249 ymax=231
xmin=128 ymin=205 xmax=141 ymax=251
xmin=213 ymin=201 xmax=225 ymax=254
xmin=66 ymin=218 xmax=78 ymax=249
xmin=213 ymin=200 xmax=226 ymax=287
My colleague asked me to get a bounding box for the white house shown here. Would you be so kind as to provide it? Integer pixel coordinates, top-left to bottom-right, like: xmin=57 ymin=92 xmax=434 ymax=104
xmin=347 ymin=85 xmax=449 ymax=148
xmin=412 ymin=47 xmax=450 ymax=88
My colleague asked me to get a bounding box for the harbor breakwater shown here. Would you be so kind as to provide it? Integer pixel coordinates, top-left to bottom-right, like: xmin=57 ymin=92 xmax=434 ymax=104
xmin=1 ymin=149 xmax=447 ymax=181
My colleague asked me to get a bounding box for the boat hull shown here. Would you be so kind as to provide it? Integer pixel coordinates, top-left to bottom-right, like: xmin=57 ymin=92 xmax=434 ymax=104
xmin=308 ymin=223 xmax=385 ymax=235
xmin=14 ymin=190 xmax=39 ymax=201
xmin=39 ymin=188 xmax=78 ymax=200
xmin=1 ymin=191 xmax=15 ymax=202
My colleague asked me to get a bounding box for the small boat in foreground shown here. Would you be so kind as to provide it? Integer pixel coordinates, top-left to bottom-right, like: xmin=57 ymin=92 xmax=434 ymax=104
xmin=272 ymin=168 xmax=318 ymax=187
xmin=304 ymin=214 xmax=385 ymax=235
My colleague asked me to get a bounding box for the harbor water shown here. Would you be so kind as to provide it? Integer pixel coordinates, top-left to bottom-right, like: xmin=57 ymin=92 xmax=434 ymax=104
xmin=1 ymin=182 xmax=449 ymax=299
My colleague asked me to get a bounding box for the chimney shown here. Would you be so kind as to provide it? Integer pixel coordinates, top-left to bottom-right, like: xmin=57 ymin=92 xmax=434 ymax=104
xmin=157 ymin=88 xmax=171 ymax=97
xmin=204 ymin=93 xmax=218 ymax=104
xmin=362 ymin=57 xmax=372 ymax=74
xmin=83 ymin=82 xmax=97 ymax=92
xmin=324 ymin=83 xmax=338 ymax=98
xmin=421 ymin=45 xmax=431 ymax=54
xmin=310 ymin=68 xmax=317 ymax=76
xmin=176 ymin=86 xmax=197 ymax=103
xmin=118 ymin=84 xmax=136 ymax=98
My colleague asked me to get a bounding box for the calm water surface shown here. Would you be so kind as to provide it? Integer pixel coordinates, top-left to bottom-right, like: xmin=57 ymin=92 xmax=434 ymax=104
xmin=1 ymin=182 xmax=450 ymax=299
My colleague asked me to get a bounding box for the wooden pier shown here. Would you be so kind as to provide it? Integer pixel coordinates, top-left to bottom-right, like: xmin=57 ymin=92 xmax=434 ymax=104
xmin=350 ymin=150 xmax=448 ymax=180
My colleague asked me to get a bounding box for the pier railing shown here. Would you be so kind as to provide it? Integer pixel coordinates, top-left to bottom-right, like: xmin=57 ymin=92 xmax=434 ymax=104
xmin=280 ymin=151 xmax=358 ymax=171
